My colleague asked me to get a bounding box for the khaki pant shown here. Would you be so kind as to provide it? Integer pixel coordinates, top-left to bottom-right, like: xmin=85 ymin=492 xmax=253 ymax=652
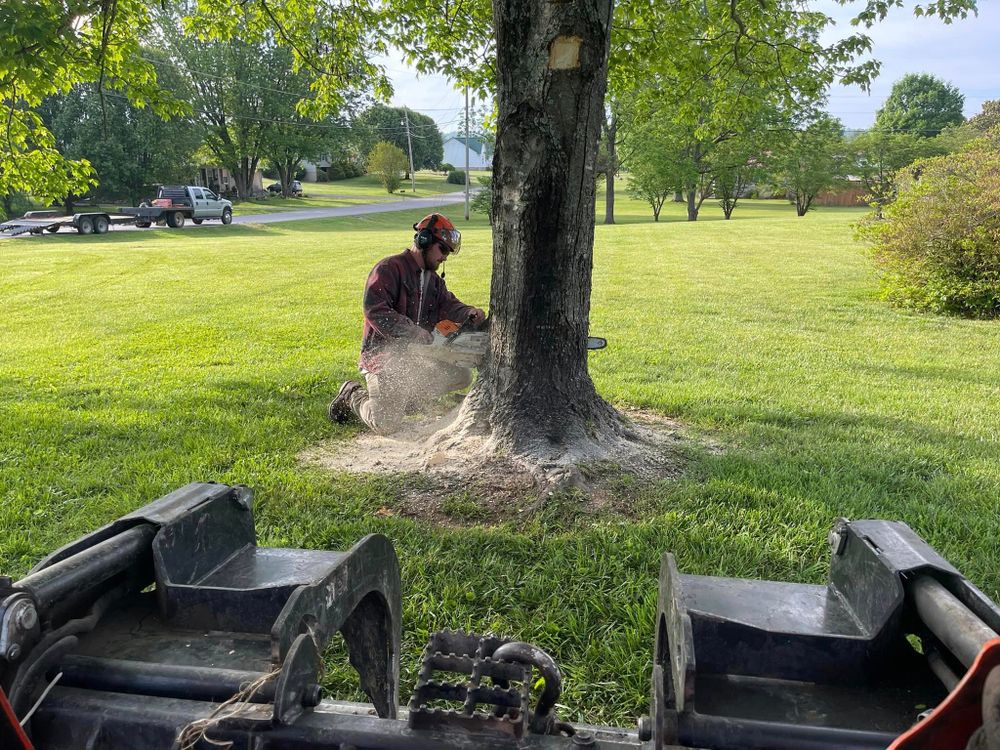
xmin=356 ymin=356 xmax=472 ymax=435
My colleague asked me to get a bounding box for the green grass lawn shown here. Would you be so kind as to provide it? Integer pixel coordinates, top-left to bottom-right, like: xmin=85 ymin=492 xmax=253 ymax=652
xmin=230 ymin=170 xmax=488 ymax=215
xmin=11 ymin=170 xmax=489 ymax=218
xmin=2 ymin=196 xmax=998 ymax=725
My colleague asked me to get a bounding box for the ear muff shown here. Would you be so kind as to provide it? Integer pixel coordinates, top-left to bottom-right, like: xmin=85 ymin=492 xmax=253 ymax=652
xmin=414 ymin=214 xmax=439 ymax=250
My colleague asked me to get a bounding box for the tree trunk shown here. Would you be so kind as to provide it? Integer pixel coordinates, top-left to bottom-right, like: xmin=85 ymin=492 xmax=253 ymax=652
xmin=686 ymin=188 xmax=699 ymax=221
xmin=277 ymin=160 xmax=298 ymax=198
xmin=234 ymin=155 xmax=259 ymax=199
xmin=447 ymin=0 xmax=624 ymax=469
xmin=796 ymin=192 xmax=811 ymax=216
xmin=234 ymin=159 xmax=249 ymax=199
xmin=686 ymin=141 xmax=703 ymax=221
xmin=604 ymin=114 xmax=617 ymax=224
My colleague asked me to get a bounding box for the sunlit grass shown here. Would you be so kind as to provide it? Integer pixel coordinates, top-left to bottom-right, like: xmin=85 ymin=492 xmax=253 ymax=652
xmin=230 ymin=170 xmax=489 ymax=215
xmin=1 ymin=196 xmax=998 ymax=725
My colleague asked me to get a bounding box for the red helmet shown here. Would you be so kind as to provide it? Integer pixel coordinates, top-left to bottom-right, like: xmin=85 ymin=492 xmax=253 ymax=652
xmin=413 ymin=213 xmax=462 ymax=254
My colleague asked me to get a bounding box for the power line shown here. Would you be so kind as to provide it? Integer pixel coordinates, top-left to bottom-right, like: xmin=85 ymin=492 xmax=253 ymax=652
xmin=98 ymin=90 xmax=462 ymax=135
xmin=140 ymin=54 xmax=463 ymax=127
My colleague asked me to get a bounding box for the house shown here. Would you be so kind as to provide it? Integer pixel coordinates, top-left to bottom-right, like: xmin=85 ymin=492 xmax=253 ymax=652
xmin=196 ymin=164 xmax=264 ymax=196
xmin=302 ymin=157 xmax=331 ymax=182
xmin=443 ymin=136 xmax=492 ymax=170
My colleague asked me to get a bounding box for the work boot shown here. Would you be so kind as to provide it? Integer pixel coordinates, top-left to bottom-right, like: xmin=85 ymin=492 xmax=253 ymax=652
xmin=328 ymin=380 xmax=363 ymax=424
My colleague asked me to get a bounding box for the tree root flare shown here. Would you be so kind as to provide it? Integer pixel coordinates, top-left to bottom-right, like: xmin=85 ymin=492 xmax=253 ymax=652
xmin=300 ymin=402 xmax=694 ymax=527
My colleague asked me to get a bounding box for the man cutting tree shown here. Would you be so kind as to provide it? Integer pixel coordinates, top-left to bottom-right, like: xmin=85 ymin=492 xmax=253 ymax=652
xmin=328 ymin=213 xmax=486 ymax=435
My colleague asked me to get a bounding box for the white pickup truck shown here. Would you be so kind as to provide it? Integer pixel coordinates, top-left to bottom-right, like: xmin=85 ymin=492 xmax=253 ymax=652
xmin=0 ymin=186 xmax=235 ymax=237
xmin=123 ymin=185 xmax=234 ymax=229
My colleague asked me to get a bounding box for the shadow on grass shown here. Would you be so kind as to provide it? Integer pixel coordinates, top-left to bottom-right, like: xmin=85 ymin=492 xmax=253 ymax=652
xmin=3 ymin=370 xmax=998 ymax=726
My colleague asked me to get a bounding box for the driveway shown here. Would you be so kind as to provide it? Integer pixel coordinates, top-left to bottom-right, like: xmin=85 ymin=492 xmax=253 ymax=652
xmin=233 ymin=190 xmax=473 ymax=225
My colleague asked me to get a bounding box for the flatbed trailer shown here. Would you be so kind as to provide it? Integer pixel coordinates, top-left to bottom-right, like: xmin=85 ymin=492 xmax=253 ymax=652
xmin=1 ymin=187 xmax=233 ymax=238
xmin=0 ymin=210 xmax=137 ymax=237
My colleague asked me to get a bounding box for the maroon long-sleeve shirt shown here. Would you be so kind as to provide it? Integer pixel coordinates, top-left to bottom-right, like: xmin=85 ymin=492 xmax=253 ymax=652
xmin=359 ymin=250 xmax=474 ymax=373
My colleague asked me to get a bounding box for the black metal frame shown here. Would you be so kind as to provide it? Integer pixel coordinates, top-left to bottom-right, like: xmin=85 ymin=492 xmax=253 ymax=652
xmin=652 ymin=518 xmax=1000 ymax=750
xmin=1 ymin=482 xmax=402 ymax=747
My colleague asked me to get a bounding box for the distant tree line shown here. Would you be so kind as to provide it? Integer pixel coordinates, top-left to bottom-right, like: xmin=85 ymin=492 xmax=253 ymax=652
xmin=2 ymin=9 xmax=446 ymax=214
xmin=614 ymin=73 xmax=987 ymax=222
xmin=610 ymin=70 xmax=999 ymax=319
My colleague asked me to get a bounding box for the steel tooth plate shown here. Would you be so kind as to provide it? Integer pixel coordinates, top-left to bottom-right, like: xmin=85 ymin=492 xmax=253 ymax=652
xmin=408 ymin=630 xmax=532 ymax=738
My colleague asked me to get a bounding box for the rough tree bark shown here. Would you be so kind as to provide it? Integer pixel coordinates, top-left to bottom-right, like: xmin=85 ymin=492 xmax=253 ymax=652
xmin=233 ymin=155 xmax=260 ymax=199
xmin=442 ymin=0 xmax=636 ymax=482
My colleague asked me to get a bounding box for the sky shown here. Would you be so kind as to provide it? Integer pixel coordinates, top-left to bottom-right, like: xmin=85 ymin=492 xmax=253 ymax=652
xmin=378 ymin=0 xmax=999 ymax=134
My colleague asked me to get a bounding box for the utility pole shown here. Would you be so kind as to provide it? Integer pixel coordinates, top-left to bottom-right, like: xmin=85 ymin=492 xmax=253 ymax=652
xmin=403 ymin=110 xmax=416 ymax=194
xmin=464 ymin=86 xmax=470 ymax=221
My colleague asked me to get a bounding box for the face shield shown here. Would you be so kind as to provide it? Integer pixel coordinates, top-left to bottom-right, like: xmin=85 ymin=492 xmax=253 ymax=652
xmin=436 ymin=227 xmax=462 ymax=255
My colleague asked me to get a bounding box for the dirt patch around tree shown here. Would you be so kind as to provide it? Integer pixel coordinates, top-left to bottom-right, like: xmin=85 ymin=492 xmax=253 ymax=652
xmin=300 ymin=402 xmax=704 ymax=527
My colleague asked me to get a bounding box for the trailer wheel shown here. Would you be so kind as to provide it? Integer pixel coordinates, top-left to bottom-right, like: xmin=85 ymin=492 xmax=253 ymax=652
xmin=46 ymin=226 xmax=59 ymax=233
xmin=94 ymin=216 xmax=110 ymax=234
xmin=166 ymin=210 xmax=185 ymax=229
xmin=78 ymin=216 xmax=94 ymax=235
xmin=192 ymin=218 xmax=203 ymax=225
xmin=135 ymin=220 xmax=151 ymax=228
xmin=221 ymin=208 xmax=233 ymax=225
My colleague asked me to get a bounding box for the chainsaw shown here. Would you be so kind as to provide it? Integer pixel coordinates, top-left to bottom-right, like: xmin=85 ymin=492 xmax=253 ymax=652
xmin=417 ymin=316 xmax=608 ymax=369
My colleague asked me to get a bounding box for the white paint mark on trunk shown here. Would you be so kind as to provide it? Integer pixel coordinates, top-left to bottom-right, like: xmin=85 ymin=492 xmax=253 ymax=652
xmin=548 ymin=35 xmax=582 ymax=70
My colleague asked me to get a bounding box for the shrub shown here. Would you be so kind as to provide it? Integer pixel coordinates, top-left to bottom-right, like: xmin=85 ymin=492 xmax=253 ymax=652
xmin=0 ymin=192 xmax=33 ymax=221
xmin=367 ymin=142 xmax=408 ymax=193
xmin=327 ymin=158 xmax=364 ymax=181
xmin=856 ymin=130 xmax=1000 ymax=317
xmin=440 ymin=162 xmax=455 ymax=174
xmin=471 ymin=176 xmax=492 ymax=215
xmin=447 ymin=169 xmax=467 ymax=185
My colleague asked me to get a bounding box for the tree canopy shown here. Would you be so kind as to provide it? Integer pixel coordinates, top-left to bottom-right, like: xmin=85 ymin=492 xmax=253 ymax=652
xmin=874 ymin=73 xmax=965 ymax=137
xmin=1 ymin=0 xmax=387 ymax=204
xmin=771 ymin=115 xmax=847 ymax=216
xmin=357 ymin=105 xmax=443 ymax=172
xmin=968 ymin=99 xmax=1000 ymax=133
xmin=41 ymin=85 xmax=201 ymax=207
xmin=848 ymin=129 xmax=935 ymax=210
xmin=2 ymin=0 xmax=981 ymax=205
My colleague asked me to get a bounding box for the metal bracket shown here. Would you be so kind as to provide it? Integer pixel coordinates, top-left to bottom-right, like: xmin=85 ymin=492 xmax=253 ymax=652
xmin=0 ymin=594 xmax=39 ymax=664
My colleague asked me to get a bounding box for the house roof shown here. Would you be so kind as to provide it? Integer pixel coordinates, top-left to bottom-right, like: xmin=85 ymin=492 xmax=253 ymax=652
xmin=444 ymin=136 xmax=485 ymax=155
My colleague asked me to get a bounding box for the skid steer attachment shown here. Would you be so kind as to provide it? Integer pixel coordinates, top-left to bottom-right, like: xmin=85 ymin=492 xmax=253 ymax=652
xmin=2 ymin=484 xmax=999 ymax=749
xmin=0 ymin=483 xmax=402 ymax=747
xmin=652 ymin=519 xmax=1000 ymax=750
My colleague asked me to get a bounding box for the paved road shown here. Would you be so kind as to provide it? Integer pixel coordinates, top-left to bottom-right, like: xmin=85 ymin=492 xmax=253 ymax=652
xmin=0 ymin=190 xmax=476 ymax=239
xmin=233 ymin=190 xmax=472 ymax=225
